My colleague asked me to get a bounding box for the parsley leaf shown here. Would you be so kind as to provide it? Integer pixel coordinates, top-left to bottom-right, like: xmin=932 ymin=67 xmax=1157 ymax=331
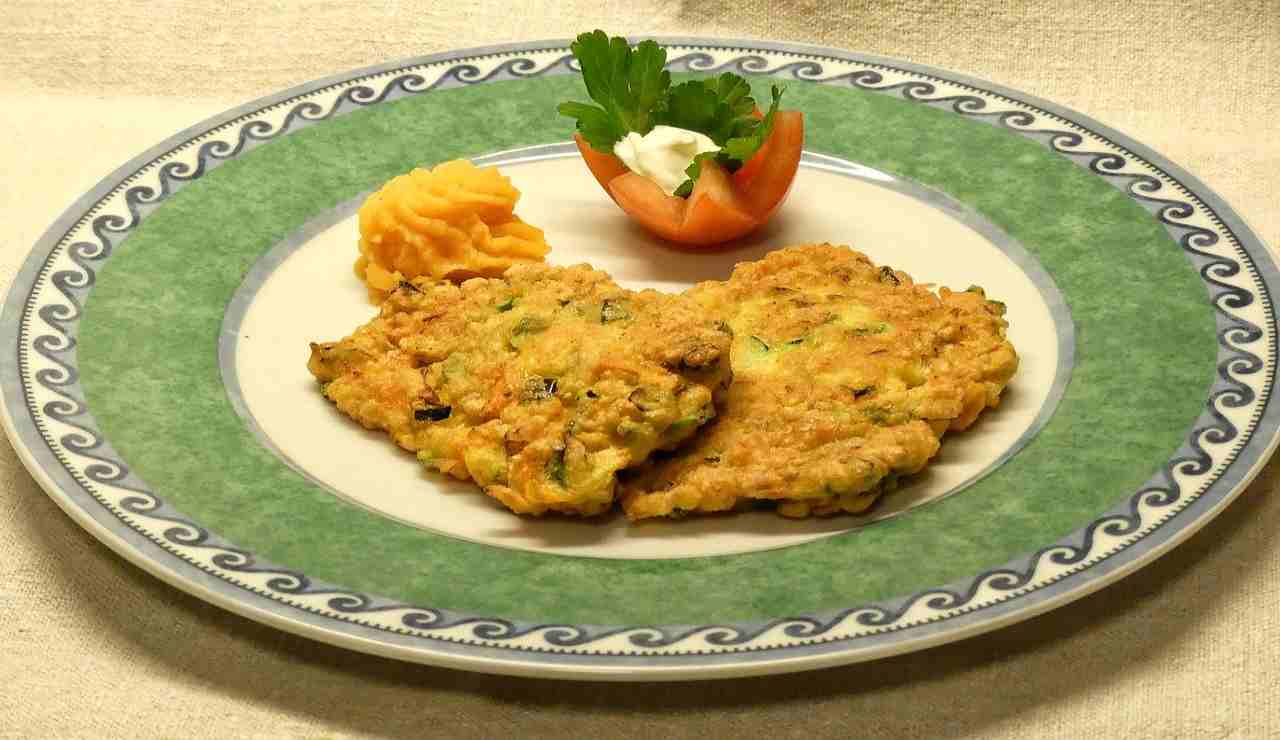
xmin=556 ymin=30 xmax=671 ymax=151
xmin=557 ymin=102 xmax=624 ymax=152
xmin=722 ymin=84 xmax=785 ymax=162
xmin=658 ymin=73 xmax=759 ymax=145
xmin=621 ymin=40 xmax=670 ymax=131
xmin=658 ymin=81 xmax=719 ymax=137
xmin=670 ymin=85 xmax=786 ymax=196
xmin=557 ymin=31 xmax=789 ymax=195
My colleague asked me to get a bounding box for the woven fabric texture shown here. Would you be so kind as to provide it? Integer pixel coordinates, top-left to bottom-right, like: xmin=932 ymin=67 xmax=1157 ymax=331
xmin=0 ymin=1 xmax=1276 ymax=737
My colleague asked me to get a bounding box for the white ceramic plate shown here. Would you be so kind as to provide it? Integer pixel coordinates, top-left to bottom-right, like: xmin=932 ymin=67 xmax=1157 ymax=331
xmin=2 ymin=38 xmax=1275 ymax=679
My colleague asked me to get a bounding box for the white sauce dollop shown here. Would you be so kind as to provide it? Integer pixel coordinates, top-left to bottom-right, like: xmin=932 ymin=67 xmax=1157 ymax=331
xmin=613 ymin=125 xmax=720 ymax=196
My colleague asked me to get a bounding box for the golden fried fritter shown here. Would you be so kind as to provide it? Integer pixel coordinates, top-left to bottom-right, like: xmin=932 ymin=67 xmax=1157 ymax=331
xmin=308 ymin=263 xmax=732 ymax=516
xmin=620 ymin=244 xmax=1019 ymax=520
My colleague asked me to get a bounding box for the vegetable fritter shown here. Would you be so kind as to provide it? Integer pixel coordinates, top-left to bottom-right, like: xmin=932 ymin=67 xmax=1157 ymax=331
xmin=620 ymin=244 xmax=1019 ymax=520
xmin=307 ymin=264 xmax=732 ymax=516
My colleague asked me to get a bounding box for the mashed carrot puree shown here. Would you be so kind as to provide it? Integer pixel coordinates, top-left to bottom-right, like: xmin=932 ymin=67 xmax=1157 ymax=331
xmin=354 ymin=160 xmax=550 ymax=301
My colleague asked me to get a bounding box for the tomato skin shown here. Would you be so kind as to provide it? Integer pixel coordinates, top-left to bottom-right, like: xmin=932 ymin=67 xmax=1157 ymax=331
xmin=607 ymin=172 xmax=688 ymax=243
xmin=731 ymin=139 xmax=770 ymax=189
xmin=573 ymin=133 xmax=629 ymax=204
xmin=739 ymin=111 xmax=804 ymax=222
xmin=609 ymin=160 xmax=758 ymax=247
xmin=680 ymin=160 xmax=758 ymax=246
xmin=574 ymin=111 xmax=804 ymax=247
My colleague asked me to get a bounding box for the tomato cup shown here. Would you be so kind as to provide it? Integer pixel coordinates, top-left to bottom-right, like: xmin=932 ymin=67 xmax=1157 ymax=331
xmin=572 ymin=111 xmax=804 ymax=248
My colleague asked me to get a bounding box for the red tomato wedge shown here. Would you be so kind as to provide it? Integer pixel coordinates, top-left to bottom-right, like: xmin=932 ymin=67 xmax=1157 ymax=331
xmin=606 ymin=172 xmax=688 ymax=242
xmin=573 ymin=112 xmax=805 ymax=247
xmin=608 ymin=159 xmax=757 ymax=247
xmin=573 ymin=133 xmax=629 ymax=203
xmin=680 ymin=161 xmax=759 ymax=245
xmin=731 ymin=138 xmax=770 ymax=189
xmin=738 ymin=111 xmax=804 ymax=222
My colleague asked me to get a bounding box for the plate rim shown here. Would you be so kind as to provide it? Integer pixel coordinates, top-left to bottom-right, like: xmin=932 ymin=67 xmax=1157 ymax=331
xmin=2 ymin=36 xmax=1276 ymax=680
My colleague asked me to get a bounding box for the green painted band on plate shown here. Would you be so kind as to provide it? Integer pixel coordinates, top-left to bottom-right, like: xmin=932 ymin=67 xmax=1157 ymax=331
xmin=78 ymin=76 xmax=1216 ymax=624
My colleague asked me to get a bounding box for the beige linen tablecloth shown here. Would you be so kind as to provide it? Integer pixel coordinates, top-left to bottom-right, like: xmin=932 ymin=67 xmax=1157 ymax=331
xmin=2 ymin=1 xmax=1277 ymax=737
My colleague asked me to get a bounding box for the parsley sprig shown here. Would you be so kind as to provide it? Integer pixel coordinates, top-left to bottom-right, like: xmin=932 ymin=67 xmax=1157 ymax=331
xmin=557 ymin=30 xmax=786 ymax=196
xmin=556 ymin=32 xmax=670 ymax=149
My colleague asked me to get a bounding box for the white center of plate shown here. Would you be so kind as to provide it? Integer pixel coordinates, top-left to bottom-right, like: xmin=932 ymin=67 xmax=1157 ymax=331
xmin=230 ymin=152 xmax=1066 ymax=560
